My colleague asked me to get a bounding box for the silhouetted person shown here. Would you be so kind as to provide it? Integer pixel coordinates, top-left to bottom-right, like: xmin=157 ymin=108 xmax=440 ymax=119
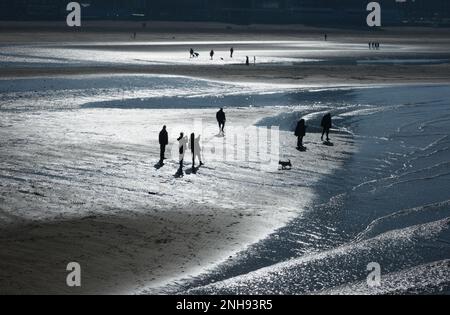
xmin=194 ymin=135 xmax=203 ymax=166
xmin=190 ymin=48 xmax=194 ymax=58
xmin=189 ymin=133 xmax=203 ymax=172
xmin=230 ymin=47 xmax=234 ymax=58
xmin=216 ymin=108 xmax=226 ymax=135
xmin=177 ymin=132 xmax=188 ymax=175
xmin=324 ymin=34 xmax=328 ymax=41
xmin=159 ymin=125 xmax=168 ymax=164
xmin=190 ymin=133 xmax=196 ymax=170
xmin=321 ymin=113 xmax=332 ymax=142
xmin=295 ymin=119 xmax=306 ymax=149
xmin=246 ymin=56 xmax=250 ymax=66
xmin=210 ymin=50 xmax=215 ymax=60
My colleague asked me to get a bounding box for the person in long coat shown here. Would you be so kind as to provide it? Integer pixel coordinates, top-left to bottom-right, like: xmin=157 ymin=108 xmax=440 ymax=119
xmin=321 ymin=113 xmax=332 ymax=142
xmin=295 ymin=119 xmax=306 ymax=149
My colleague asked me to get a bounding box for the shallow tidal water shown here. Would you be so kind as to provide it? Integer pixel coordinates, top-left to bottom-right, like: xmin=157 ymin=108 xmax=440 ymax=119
xmin=1 ymin=74 xmax=449 ymax=294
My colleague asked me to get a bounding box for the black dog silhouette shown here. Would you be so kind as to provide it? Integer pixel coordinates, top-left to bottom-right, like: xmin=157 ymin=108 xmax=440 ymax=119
xmin=279 ymin=160 xmax=292 ymax=170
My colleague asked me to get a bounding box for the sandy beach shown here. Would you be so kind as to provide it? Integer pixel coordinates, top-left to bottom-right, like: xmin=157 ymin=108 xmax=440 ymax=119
xmin=1 ymin=21 xmax=450 ymax=85
xmin=1 ymin=22 xmax=450 ymax=295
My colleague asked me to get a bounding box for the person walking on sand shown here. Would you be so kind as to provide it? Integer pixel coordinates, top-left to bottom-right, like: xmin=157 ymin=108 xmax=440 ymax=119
xmin=177 ymin=132 xmax=188 ymax=175
xmin=321 ymin=113 xmax=332 ymax=142
xmin=324 ymin=34 xmax=328 ymax=41
xmin=295 ymin=119 xmax=306 ymax=150
xmin=159 ymin=125 xmax=168 ymax=165
xmin=246 ymin=56 xmax=250 ymax=66
xmin=230 ymin=47 xmax=234 ymax=58
xmin=190 ymin=48 xmax=194 ymax=58
xmin=216 ymin=108 xmax=226 ymax=135
xmin=210 ymin=50 xmax=215 ymax=60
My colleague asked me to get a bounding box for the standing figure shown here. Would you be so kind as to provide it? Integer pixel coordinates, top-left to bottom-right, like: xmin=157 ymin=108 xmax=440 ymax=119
xmin=216 ymin=108 xmax=226 ymax=135
xmin=321 ymin=113 xmax=332 ymax=142
xmin=190 ymin=48 xmax=194 ymax=58
xmin=210 ymin=50 xmax=215 ymax=60
xmin=246 ymin=56 xmax=250 ymax=66
xmin=190 ymin=133 xmax=196 ymax=170
xmin=324 ymin=34 xmax=328 ymax=41
xmin=295 ymin=119 xmax=306 ymax=150
xmin=159 ymin=125 xmax=168 ymax=165
xmin=177 ymin=132 xmax=188 ymax=175
xmin=190 ymin=133 xmax=204 ymax=172
xmin=194 ymin=135 xmax=204 ymax=166
xmin=230 ymin=47 xmax=234 ymax=58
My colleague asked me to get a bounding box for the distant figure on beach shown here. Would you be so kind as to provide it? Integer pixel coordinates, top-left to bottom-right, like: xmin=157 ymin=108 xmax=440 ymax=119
xmin=159 ymin=125 xmax=168 ymax=165
xmin=246 ymin=56 xmax=250 ymax=66
xmin=321 ymin=113 xmax=332 ymax=142
xmin=230 ymin=47 xmax=234 ymax=58
xmin=190 ymin=133 xmax=203 ymax=172
xmin=216 ymin=108 xmax=226 ymax=135
xmin=177 ymin=132 xmax=188 ymax=175
xmin=324 ymin=34 xmax=328 ymax=41
xmin=295 ymin=119 xmax=307 ymax=150
xmin=210 ymin=50 xmax=215 ymax=60
xmin=132 ymin=32 xmax=137 ymax=40
xmin=190 ymin=48 xmax=194 ymax=58
xmin=254 ymin=56 xmax=256 ymax=65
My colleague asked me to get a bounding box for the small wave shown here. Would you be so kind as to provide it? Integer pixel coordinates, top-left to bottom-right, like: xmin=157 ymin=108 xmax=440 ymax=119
xmin=184 ymin=218 xmax=450 ymax=295
xmin=355 ymin=200 xmax=450 ymax=242
xmin=317 ymin=259 xmax=450 ymax=295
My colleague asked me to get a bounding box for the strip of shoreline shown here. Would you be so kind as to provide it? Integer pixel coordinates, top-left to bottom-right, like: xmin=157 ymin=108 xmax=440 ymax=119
xmin=1 ymin=63 xmax=450 ymax=86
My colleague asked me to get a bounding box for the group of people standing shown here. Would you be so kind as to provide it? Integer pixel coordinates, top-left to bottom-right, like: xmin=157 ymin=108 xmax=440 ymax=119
xmin=159 ymin=110 xmax=333 ymax=176
xmin=369 ymin=42 xmax=381 ymax=50
xmin=189 ymin=47 xmax=256 ymax=66
xmin=190 ymin=47 xmax=234 ymax=60
xmin=157 ymin=108 xmax=227 ymax=176
xmin=295 ymin=113 xmax=333 ymax=151
xmin=159 ymin=127 xmax=204 ymax=176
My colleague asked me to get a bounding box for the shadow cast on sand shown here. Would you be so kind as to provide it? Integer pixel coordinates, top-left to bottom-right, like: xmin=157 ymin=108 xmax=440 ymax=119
xmin=185 ymin=164 xmax=204 ymax=175
xmin=174 ymin=166 xmax=184 ymax=178
xmin=0 ymin=209 xmax=237 ymax=294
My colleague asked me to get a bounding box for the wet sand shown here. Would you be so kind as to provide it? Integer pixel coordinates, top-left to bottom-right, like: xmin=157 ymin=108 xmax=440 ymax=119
xmin=1 ymin=22 xmax=450 ymax=85
xmin=1 ymin=22 xmax=450 ymax=295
